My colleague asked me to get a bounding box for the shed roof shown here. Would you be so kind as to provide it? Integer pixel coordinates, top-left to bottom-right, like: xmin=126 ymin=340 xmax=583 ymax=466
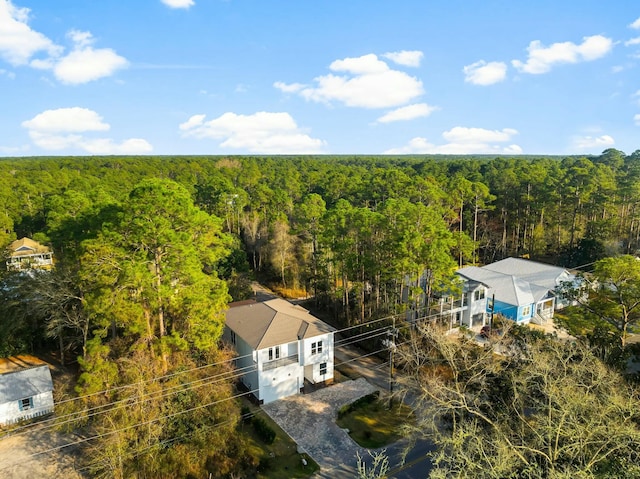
xmin=0 ymin=364 xmax=53 ymax=403
xmin=225 ymin=298 xmax=334 ymax=350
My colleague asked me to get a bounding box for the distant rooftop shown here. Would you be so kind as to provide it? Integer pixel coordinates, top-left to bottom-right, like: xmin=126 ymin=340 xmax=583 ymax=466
xmin=8 ymin=237 xmax=51 ymax=257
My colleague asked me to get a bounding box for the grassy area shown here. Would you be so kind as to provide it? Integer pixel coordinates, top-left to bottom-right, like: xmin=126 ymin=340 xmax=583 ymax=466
xmin=336 ymin=396 xmax=413 ymax=449
xmin=554 ymin=306 xmax=614 ymax=337
xmin=239 ymin=400 xmax=319 ymax=479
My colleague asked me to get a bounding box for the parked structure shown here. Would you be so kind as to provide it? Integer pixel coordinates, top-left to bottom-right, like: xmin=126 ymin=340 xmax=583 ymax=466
xmin=224 ymin=298 xmax=335 ymax=404
xmin=0 ymin=355 xmax=54 ymax=426
xmin=6 ymin=237 xmax=54 ymax=271
xmin=452 ymin=257 xmax=577 ymax=325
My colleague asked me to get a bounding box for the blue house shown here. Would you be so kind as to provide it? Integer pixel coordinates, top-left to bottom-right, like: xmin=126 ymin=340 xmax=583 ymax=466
xmin=456 ymin=258 xmax=576 ymax=324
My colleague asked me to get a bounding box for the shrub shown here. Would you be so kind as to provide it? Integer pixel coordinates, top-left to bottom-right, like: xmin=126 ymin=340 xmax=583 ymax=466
xmin=337 ymin=391 xmax=380 ymax=419
xmin=252 ymin=416 xmax=276 ymax=444
xmin=240 ymin=405 xmax=252 ymax=423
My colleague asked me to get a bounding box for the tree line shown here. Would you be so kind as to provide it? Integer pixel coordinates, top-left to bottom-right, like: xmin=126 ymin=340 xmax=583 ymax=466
xmin=2 ymin=149 xmax=640 ymax=325
xmin=1 ymin=150 xmax=640 ymax=476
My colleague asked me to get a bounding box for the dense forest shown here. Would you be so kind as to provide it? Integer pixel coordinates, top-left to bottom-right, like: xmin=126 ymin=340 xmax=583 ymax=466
xmin=1 ymin=150 xmax=640 ymax=477
xmin=1 ymin=149 xmax=639 ymax=323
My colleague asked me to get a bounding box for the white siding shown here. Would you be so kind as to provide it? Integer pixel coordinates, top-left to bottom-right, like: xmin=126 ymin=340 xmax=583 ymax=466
xmin=226 ymin=324 xmax=335 ymax=404
xmin=258 ymin=361 xmax=302 ymax=404
xmin=0 ymin=391 xmax=54 ymax=425
xmin=231 ymin=334 xmax=259 ymax=397
xmin=302 ymin=333 xmax=334 ymax=384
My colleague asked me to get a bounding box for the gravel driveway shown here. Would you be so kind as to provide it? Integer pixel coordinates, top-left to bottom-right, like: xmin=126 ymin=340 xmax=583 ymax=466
xmin=262 ymin=378 xmax=379 ymax=478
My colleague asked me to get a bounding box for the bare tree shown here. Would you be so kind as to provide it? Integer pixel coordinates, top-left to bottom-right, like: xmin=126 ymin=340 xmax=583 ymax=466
xmin=395 ymin=323 xmax=640 ymax=478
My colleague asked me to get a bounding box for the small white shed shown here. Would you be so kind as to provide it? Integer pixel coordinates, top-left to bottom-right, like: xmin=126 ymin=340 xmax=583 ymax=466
xmin=0 ymin=357 xmax=54 ymax=426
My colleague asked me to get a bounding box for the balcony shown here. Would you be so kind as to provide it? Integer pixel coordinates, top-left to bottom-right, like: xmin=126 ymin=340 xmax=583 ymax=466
xmin=263 ymin=354 xmax=299 ymax=371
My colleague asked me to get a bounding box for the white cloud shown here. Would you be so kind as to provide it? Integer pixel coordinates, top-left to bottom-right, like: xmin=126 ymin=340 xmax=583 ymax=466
xmin=273 ymin=81 xmax=306 ymax=93
xmin=278 ymin=53 xmax=424 ymax=109
xmin=625 ymin=37 xmax=640 ymax=46
xmin=22 ymin=107 xmax=110 ymax=132
xmin=443 ymin=127 xmax=518 ymax=143
xmin=376 ymin=103 xmax=438 ymax=123
xmin=571 ymin=134 xmax=615 ymax=150
xmin=382 ymin=50 xmax=423 ymax=67
xmin=512 ymin=35 xmax=613 ymax=74
xmin=22 ymin=107 xmax=152 ymax=154
xmin=52 ymin=30 xmax=128 ymax=84
xmin=0 ymin=0 xmax=62 ymax=65
xmin=161 ymin=0 xmax=194 ymax=8
xmin=634 ymin=114 xmax=640 ymax=126
xmin=463 ymin=60 xmax=507 ymax=85
xmin=0 ymin=3 xmax=126 ymax=84
xmin=179 ymin=111 xmax=326 ymax=154
xmin=179 ymin=114 xmax=206 ymax=131
xmin=385 ymin=127 xmax=521 ymax=154
xmin=330 ymin=54 xmax=390 ymax=74
xmin=630 ymin=17 xmax=640 ymax=29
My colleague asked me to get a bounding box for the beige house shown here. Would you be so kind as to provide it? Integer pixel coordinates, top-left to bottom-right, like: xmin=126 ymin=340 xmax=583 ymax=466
xmin=224 ymin=298 xmax=335 ymax=404
xmin=6 ymin=237 xmax=54 ymax=271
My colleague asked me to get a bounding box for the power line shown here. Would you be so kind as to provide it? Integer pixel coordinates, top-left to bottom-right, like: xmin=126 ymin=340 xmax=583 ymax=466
xmin=1 ymin=362 xmax=258 ymax=439
xmin=0 ymin=308 xmax=427 ymax=466
xmin=53 ymin=351 xmax=256 ymax=408
xmin=0 ymin=388 xmax=260 ymax=474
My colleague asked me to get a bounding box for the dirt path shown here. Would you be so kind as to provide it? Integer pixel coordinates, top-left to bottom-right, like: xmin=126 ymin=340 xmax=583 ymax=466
xmin=0 ymin=428 xmax=82 ymax=479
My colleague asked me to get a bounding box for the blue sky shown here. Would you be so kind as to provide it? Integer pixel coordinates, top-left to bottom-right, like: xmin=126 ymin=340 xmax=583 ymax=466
xmin=1 ymin=0 xmax=639 ymax=157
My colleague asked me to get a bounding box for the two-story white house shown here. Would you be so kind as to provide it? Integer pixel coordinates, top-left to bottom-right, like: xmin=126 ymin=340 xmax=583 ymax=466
xmin=0 ymin=356 xmax=54 ymax=426
xmin=224 ymin=298 xmax=335 ymax=404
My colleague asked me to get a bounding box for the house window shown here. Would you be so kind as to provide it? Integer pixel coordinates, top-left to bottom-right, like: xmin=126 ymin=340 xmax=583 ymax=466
xmin=268 ymin=346 xmax=280 ymax=361
xmin=230 ymin=331 xmax=236 ymax=345
xmin=19 ymin=397 xmax=33 ymax=411
xmin=522 ymin=305 xmax=531 ymax=317
xmin=319 ymin=363 xmax=327 ymax=375
xmin=474 ymin=289 xmax=485 ymax=301
xmin=311 ymin=341 xmax=323 ymax=355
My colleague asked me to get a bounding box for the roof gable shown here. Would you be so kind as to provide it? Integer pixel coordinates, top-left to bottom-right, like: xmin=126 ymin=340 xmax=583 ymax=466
xmin=225 ymin=298 xmax=334 ymax=350
xmin=8 ymin=237 xmax=51 ymax=256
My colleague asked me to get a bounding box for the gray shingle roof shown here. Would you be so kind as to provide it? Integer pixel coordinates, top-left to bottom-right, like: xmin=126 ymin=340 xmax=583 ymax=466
xmin=457 ymin=258 xmax=569 ymax=307
xmin=0 ymin=365 xmax=53 ymax=403
xmin=225 ymin=298 xmax=334 ymax=350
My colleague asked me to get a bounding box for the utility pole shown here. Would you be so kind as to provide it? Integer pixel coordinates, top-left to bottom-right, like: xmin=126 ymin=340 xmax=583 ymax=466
xmin=387 ymin=317 xmax=397 ymax=395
